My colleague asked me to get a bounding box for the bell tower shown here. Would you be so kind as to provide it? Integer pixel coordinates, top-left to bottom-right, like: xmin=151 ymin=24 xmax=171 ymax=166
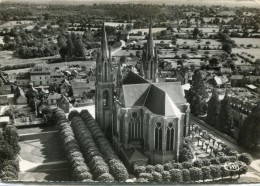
xmin=95 ymin=23 xmax=114 ymax=137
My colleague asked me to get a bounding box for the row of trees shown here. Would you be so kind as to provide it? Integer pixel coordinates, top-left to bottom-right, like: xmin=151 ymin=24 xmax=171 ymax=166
xmin=69 ymin=110 xmax=129 ymax=182
xmin=70 ymin=116 xmax=114 ymax=182
xmin=48 ymin=108 xmax=93 ymax=181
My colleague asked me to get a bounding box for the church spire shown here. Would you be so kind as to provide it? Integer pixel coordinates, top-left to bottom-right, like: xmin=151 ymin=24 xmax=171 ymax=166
xmin=101 ymin=22 xmax=109 ymax=60
xmin=147 ymin=18 xmax=154 ymax=58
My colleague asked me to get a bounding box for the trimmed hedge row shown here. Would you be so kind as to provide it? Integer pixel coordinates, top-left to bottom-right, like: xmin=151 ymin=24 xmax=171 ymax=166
xmin=70 ymin=116 xmax=113 ymax=182
xmin=52 ymin=108 xmax=93 ymax=181
xmin=135 ymin=160 xmax=247 ymax=183
xmin=79 ymin=110 xmax=129 ymax=182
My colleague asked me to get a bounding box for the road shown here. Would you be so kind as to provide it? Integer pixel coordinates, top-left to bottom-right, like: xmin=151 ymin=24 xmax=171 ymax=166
xmin=190 ymin=117 xmax=260 ymax=178
xmin=111 ymin=40 xmax=126 ymax=56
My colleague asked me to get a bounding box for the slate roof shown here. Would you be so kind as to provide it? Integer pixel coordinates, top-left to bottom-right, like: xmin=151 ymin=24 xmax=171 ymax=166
xmin=47 ymin=92 xmax=61 ymax=100
xmin=121 ymin=71 xmax=186 ymax=117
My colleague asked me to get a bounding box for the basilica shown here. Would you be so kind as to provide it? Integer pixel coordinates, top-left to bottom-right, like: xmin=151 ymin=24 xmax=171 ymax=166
xmin=95 ymin=23 xmax=190 ymax=165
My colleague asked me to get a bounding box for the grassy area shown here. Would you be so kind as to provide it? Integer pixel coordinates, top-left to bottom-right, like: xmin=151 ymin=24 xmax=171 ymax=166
xmin=233 ymin=38 xmax=260 ymax=47
xmin=129 ymin=27 xmax=166 ymax=34
xmin=233 ymin=48 xmax=260 ymax=60
xmin=177 ymin=39 xmax=221 ymax=47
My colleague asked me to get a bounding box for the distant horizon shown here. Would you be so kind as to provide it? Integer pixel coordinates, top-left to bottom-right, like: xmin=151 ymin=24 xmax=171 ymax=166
xmin=1 ymin=0 xmax=260 ymax=7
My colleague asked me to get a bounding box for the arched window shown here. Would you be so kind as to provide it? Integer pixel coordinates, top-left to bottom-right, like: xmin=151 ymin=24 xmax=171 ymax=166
xmin=166 ymin=123 xmax=174 ymax=151
xmin=103 ymin=90 xmax=108 ymax=106
xmin=129 ymin=112 xmax=142 ymax=141
xmin=155 ymin=122 xmax=162 ymax=150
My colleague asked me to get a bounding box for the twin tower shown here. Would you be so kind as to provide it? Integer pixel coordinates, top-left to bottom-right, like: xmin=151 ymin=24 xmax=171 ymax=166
xmin=95 ymin=21 xmax=158 ymax=136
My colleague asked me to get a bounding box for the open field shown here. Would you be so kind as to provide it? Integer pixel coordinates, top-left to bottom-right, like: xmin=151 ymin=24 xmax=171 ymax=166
xmin=0 ymin=20 xmax=34 ymax=31
xmin=177 ymin=39 xmax=221 ymax=46
xmin=233 ymin=48 xmax=260 ymax=60
xmin=105 ymin=22 xmax=133 ymax=27
xmin=0 ymin=51 xmax=59 ymax=66
xmin=232 ymin=38 xmax=260 ymax=47
xmin=129 ymin=27 xmax=166 ymax=34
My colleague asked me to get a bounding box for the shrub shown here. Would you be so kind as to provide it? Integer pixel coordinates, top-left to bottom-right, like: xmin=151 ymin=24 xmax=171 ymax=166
xmin=210 ymin=165 xmax=221 ymax=181
xmin=228 ymin=156 xmax=237 ymax=162
xmin=189 ymin=167 xmax=202 ymax=182
xmin=219 ymin=156 xmax=229 ymax=164
xmin=210 ymin=158 xmax=220 ymax=165
xmin=173 ymin=163 xmax=183 ymax=169
xmin=182 ymin=161 xmax=192 ymax=169
xmin=238 ymin=153 xmax=252 ymax=165
xmin=202 ymin=159 xmax=211 ymax=166
xmin=134 ymin=166 xmax=146 ymax=176
xmin=96 ymin=173 xmax=114 ymax=182
xmin=109 ymin=159 xmax=129 ymax=182
xmin=201 ymin=166 xmax=210 ymax=182
xmin=161 ymin=171 xmax=171 ymax=182
xmin=170 ymin=169 xmax=183 ymax=183
xmin=164 ymin=162 xmax=173 ymax=171
xmin=139 ymin=173 xmax=153 ymax=182
xmin=182 ymin=169 xmax=190 ymax=183
xmin=152 ymin=171 xmax=163 ymax=182
xmin=193 ymin=159 xmax=203 ymax=168
xmin=220 ymin=166 xmax=230 ymax=179
xmin=146 ymin=165 xmax=155 ymax=173
xmin=179 ymin=147 xmax=193 ymax=162
xmin=155 ymin=164 xmax=164 ymax=172
xmin=136 ymin=177 xmax=149 ymax=182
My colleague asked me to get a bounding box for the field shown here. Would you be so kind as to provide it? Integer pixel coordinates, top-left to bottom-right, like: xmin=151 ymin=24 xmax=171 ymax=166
xmin=177 ymin=39 xmax=221 ymax=47
xmin=129 ymin=27 xmax=166 ymax=34
xmin=0 ymin=20 xmax=34 ymax=31
xmin=232 ymin=38 xmax=260 ymax=47
xmin=105 ymin=22 xmax=133 ymax=27
xmin=233 ymin=48 xmax=260 ymax=60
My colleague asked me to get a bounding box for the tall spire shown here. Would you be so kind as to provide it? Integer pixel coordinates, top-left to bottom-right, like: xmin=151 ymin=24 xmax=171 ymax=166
xmin=147 ymin=18 xmax=154 ymax=57
xmin=101 ymin=22 xmax=109 ymax=60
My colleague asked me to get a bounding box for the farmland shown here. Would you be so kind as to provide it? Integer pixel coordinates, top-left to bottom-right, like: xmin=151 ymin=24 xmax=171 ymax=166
xmin=232 ymin=38 xmax=260 ymax=47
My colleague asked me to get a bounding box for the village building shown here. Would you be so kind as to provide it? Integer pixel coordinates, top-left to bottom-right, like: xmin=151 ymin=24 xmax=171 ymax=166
xmin=71 ymin=78 xmax=95 ymax=100
xmin=60 ymin=79 xmax=72 ymax=95
xmin=46 ymin=92 xmax=62 ymax=106
xmin=30 ymin=63 xmax=51 ymax=86
xmin=49 ymin=71 xmax=65 ymax=85
xmin=57 ymin=95 xmax=71 ymax=113
xmin=0 ymin=95 xmax=8 ymax=105
xmin=16 ymin=72 xmax=31 ymax=87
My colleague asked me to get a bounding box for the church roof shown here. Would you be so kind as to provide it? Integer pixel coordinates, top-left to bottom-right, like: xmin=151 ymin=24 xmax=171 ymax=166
xmin=121 ymin=147 xmax=148 ymax=163
xmin=121 ymin=71 xmax=186 ymax=117
xmin=122 ymin=71 xmax=149 ymax=85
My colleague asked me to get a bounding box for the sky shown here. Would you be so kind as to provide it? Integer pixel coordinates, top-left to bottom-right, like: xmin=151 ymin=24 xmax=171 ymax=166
xmin=1 ymin=0 xmax=260 ymax=7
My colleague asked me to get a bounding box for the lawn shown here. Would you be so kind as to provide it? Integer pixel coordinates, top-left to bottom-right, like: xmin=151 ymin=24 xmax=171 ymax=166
xmin=177 ymin=39 xmax=221 ymax=47
xmin=0 ymin=20 xmax=34 ymax=30
xmin=105 ymin=22 xmax=133 ymax=27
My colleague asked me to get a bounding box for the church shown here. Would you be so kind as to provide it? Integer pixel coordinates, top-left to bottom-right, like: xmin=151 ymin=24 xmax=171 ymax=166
xmin=95 ymin=23 xmax=190 ymax=165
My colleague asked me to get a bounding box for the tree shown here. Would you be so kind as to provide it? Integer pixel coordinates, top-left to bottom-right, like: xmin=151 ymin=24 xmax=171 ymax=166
xmin=209 ymin=57 xmax=219 ymax=66
xmin=74 ymin=37 xmax=86 ymax=58
xmin=192 ymin=27 xmax=200 ymax=38
xmin=170 ymin=169 xmax=183 ymax=183
xmin=222 ymin=43 xmax=232 ymax=54
xmin=66 ymin=34 xmax=75 ymax=58
xmin=189 ymin=167 xmax=202 ymax=182
xmin=3 ymin=35 xmax=11 ymax=44
xmin=119 ymin=56 xmax=127 ymax=64
xmin=238 ymin=104 xmax=260 ymax=150
xmin=207 ymin=89 xmax=220 ymax=128
xmin=216 ymin=93 xmax=234 ymax=135
xmin=201 ymin=166 xmax=210 ymax=182
xmin=210 ymin=165 xmax=221 ymax=181
xmin=186 ymin=70 xmax=208 ymax=116
xmin=238 ymin=153 xmax=253 ymax=165
xmin=179 ymin=147 xmax=193 ymax=162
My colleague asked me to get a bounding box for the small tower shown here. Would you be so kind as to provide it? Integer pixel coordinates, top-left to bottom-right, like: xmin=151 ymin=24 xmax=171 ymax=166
xmin=95 ymin=23 xmax=114 ymax=137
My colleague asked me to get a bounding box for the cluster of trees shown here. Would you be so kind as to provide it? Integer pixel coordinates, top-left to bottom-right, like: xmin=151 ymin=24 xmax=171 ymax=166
xmin=46 ymin=108 xmax=93 ymax=181
xmin=207 ymin=90 xmax=234 ymax=136
xmin=186 ymin=70 xmax=208 ymax=116
xmin=238 ymin=104 xmax=260 ymax=151
xmin=179 ymin=137 xmax=194 ymax=162
xmin=70 ymin=116 xmax=113 ymax=182
xmin=0 ymin=121 xmax=20 ymax=181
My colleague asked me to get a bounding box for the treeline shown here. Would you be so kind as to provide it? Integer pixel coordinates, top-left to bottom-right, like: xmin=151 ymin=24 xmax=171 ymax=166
xmin=1 ymin=63 xmax=35 ymax=71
